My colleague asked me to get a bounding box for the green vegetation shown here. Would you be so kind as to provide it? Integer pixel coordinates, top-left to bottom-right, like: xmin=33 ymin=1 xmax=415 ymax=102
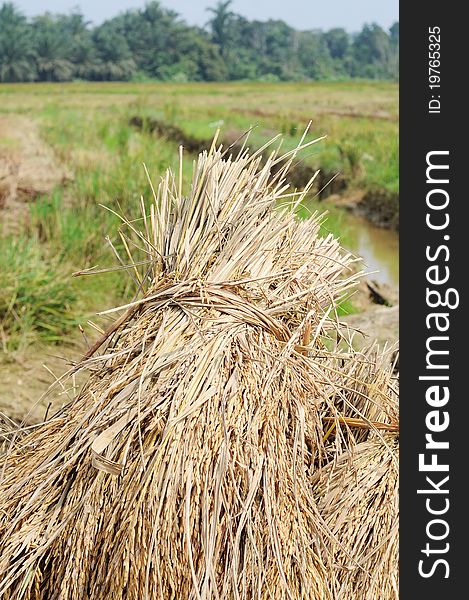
xmin=0 ymin=1 xmax=399 ymax=83
xmin=0 ymin=104 xmax=187 ymax=350
xmin=0 ymin=237 xmax=77 ymax=350
xmin=0 ymin=80 xmax=399 ymax=193
xmin=0 ymin=80 xmax=396 ymax=351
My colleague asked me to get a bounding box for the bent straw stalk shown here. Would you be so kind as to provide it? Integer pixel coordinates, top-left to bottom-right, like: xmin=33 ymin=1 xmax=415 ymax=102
xmin=0 ymin=135 xmax=398 ymax=599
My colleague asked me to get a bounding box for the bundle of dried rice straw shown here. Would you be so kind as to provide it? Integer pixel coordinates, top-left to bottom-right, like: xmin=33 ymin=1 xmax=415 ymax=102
xmin=0 ymin=132 xmax=399 ymax=599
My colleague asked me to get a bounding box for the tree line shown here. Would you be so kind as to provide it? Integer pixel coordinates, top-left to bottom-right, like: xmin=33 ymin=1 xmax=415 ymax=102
xmin=0 ymin=1 xmax=399 ymax=83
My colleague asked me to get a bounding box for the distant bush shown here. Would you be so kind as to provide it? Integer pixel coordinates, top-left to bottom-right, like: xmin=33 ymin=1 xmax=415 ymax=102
xmin=257 ymin=73 xmax=281 ymax=83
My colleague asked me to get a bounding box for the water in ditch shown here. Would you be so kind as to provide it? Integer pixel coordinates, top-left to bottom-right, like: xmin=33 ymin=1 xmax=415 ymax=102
xmin=340 ymin=211 xmax=399 ymax=289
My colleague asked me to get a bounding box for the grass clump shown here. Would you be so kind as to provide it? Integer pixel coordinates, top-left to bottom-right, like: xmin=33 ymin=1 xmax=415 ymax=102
xmin=0 ymin=237 xmax=77 ymax=351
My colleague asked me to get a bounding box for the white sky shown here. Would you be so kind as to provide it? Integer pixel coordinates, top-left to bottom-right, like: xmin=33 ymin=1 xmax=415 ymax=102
xmin=14 ymin=0 xmax=399 ymax=32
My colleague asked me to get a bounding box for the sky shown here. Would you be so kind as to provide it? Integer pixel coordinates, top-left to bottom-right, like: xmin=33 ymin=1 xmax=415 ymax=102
xmin=14 ymin=0 xmax=399 ymax=32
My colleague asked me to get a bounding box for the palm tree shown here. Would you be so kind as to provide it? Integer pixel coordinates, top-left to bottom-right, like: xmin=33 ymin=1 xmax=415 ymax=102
xmin=32 ymin=15 xmax=74 ymax=81
xmin=58 ymin=12 xmax=97 ymax=79
xmin=0 ymin=3 xmax=36 ymax=82
xmin=92 ymin=22 xmax=136 ymax=81
xmin=206 ymin=0 xmax=235 ymax=57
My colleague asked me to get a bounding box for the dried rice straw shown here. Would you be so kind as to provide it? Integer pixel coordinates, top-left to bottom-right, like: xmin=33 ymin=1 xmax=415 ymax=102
xmin=0 ymin=135 xmax=398 ymax=599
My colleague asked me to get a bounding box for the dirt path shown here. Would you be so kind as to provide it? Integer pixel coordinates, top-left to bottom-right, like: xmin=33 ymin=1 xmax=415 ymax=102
xmin=0 ymin=342 xmax=88 ymax=424
xmin=343 ymin=305 xmax=399 ymax=350
xmin=0 ymin=115 xmax=70 ymax=234
xmin=0 ymin=114 xmax=79 ymax=423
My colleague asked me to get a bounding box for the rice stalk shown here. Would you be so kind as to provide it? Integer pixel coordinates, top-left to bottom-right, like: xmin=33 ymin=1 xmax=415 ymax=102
xmin=0 ymin=134 xmax=398 ymax=599
xmin=313 ymin=435 xmax=399 ymax=599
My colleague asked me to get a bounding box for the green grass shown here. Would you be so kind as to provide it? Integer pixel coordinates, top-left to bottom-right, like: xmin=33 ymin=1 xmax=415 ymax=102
xmin=0 ymin=80 xmax=398 ymax=193
xmin=0 ymin=80 xmax=397 ymax=352
xmin=295 ymin=199 xmax=357 ymax=249
xmin=0 ymin=103 xmax=190 ymax=351
xmin=0 ymin=237 xmax=77 ymax=351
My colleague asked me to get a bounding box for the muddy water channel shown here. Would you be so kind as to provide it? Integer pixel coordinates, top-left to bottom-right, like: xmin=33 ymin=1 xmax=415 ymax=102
xmin=314 ymin=203 xmax=399 ymax=290
xmin=336 ymin=210 xmax=399 ymax=289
